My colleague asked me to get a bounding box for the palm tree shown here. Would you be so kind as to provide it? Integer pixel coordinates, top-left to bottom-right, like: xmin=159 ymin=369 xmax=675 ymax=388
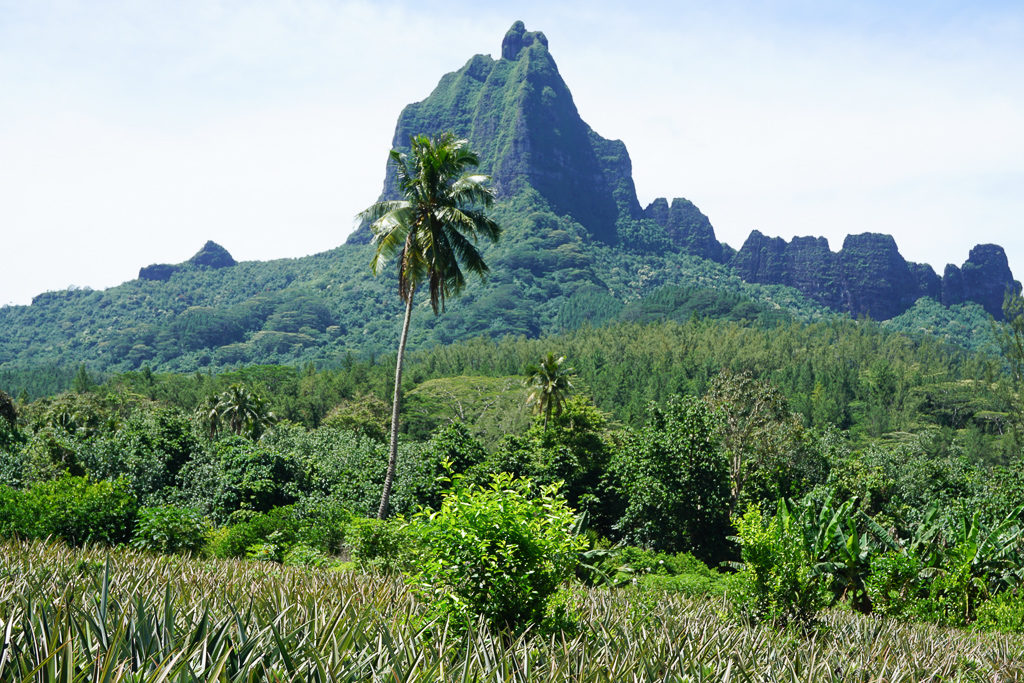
xmin=215 ymin=385 xmax=277 ymax=439
xmin=359 ymin=133 xmax=501 ymax=519
xmin=195 ymin=393 xmax=223 ymax=439
xmin=524 ymin=353 xmax=576 ymax=430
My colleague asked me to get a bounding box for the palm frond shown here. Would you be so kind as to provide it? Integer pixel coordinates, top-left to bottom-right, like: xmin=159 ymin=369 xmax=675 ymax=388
xmin=358 ymin=132 xmax=502 ymax=313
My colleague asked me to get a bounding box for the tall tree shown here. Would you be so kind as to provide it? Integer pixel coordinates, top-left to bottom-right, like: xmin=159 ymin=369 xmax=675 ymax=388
xmin=705 ymin=369 xmax=825 ymax=510
xmin=359 ymin=133 xmax=501 ymax=519
xmin=524 ymin=353 xmax=576 ymax=430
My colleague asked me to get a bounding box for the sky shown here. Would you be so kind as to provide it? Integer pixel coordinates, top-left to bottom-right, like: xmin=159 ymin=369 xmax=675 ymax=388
xmin=2 ymin=0 xmax=1023 ymax=307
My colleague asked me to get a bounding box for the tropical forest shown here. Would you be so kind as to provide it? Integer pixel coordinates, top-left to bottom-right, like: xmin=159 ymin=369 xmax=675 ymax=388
xmin=3 ymin=19 xmax=1024 ymax=682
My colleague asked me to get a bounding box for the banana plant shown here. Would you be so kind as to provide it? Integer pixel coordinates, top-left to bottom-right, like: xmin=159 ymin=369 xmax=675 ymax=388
xmin=788 ymin=493 xmax=875 ymax=613
xmin=950 ymin=504 xmax=1024 ymax=593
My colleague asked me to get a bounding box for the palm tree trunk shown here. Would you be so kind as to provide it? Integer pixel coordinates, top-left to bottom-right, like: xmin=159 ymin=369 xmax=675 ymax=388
xmin=378 ymin=285 xmax=415 ymax=519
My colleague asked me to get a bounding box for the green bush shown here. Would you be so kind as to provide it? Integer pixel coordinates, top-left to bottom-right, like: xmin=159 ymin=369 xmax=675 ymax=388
xmin=865 ymin=551 xmax=927 ymax=619
xmin=412 ymin=473 xmax=586 ymax=632
xmin=246 ymin=540 xmax=285 ymax=563
xmin=283 ymin=542 xmax=331 ymax=568
xmin=131 ymin=505 xmax=209 ymax=555
xmin=734 ymin=503 xmax=831 ymax=627
xmin=975 ymin=589 xmax=1024 ymax=634
xmin=207 ymin=506 xmax=299 ymax=559
xmin=638 ymin=572 xmax=741 ymax=597
xmin=608 ymin=546 xmax=711 ymax=577
xmin=0 ymin=485 xmax=34 ymax=538
xmin=293 ymin=496 xmax=352 ymax=555
xmin=599 ymin=546 xmax=740 ymax=597
xmin=344 ymin=516 xmax=419 ymax=574
xmin=19 ymin=475 xmax=139 ymax=546
xmin=912 ymin=545 xmax=988 ymax=628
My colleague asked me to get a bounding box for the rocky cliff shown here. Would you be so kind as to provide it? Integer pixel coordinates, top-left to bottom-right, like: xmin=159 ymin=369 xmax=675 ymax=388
xmin=642 ymin=198 xmax=724 ymax=262
xmin=732 ymin=232 xmax=1017 ymax=319
xmin=942 ymin=245 xmax=1020 ymax=317
xmin=348 ymin=21 xmax=642 ymax=246
xmin=349 ymin=22 xmax=1017 ymax=321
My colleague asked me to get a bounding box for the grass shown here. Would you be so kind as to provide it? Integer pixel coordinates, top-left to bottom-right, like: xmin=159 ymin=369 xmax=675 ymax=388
xmin=2 ymin=540 xmax=1024 ymax=681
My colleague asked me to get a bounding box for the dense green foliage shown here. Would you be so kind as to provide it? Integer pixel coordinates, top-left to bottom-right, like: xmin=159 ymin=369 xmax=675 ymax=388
xmin=734 ymin=503 xmax=833 ymax=626
xmin=413 ymin=473 xmax=585 ymax=630
xmin=611 ymin=395 xmax=731 ymax=561
xmin=0 ymin=475 xmax=138 ymax=545
xmin=1 ymin=295 xmax=1024 ymax=653
xmin=130 ymin=504 xmax=209 ymax=554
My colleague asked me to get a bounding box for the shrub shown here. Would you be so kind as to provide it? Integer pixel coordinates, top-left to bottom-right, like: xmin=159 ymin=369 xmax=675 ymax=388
xmin=733 ymin=503 xmax=831 ymax=627
xmin=0 ymin=485 xmax=33 ymax=538
xmin=23 ymin=475 xmax=139 ymax=546
xmin=412 ymin=473 xmax=586 ymax=632
xmin=246 ymin=540 xmax=285 ymax=563
xmin=865 ymin=551 xmax=927 ymax=619
xmin=344 ymin=516 xmax=418 ymax=574
xmin=283 ymin=542 xmax=330 ymax=568
xmin=598 ymin=546 xmax=740 ymax=596
xmin=639 ymin=572 xmax=743 ymax=597
xmin=131 ymin=505 xmax=210 ymax=555
xmin=912 ymin=543 xmax=988 ymax=628
xmin=975 ymin=589 xmax=1024 ymax=634
xmin=207 ymin=506 xmax=299 ymax=559
xmin=293 ymin=495 xmax=352 ymax=555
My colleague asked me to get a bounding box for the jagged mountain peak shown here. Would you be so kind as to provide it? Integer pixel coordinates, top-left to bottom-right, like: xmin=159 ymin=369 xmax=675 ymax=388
xmin=501 ymin=21 xmax=548 ymax=60
xmin=348 ymin=23 xmax=1016 ymax=322
xmin=347 ymin=22 xmax=640 ymax=246
xmin=732 ymin=229 xmax=1020 ymax=320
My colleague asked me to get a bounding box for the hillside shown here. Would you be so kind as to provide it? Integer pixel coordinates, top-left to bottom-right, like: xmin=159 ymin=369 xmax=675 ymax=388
xmin=0 ymin=22 xmax=1017 ymax=387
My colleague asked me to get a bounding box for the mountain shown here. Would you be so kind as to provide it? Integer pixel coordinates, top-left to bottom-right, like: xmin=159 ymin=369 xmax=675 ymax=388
xmin=349 ymin=20 xmax=1017 ymax=321
xmin=348 ymin=21 xmax=640 ymax=246
xmin=0 ymin=22 xmax=1017 ymax=390
xmin=731 ymin=232 xmax=1019 ymax=320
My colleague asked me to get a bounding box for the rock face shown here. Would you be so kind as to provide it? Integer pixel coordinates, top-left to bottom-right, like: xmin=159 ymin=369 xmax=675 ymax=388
xmin=139 ymin=263 xmax=179 ymax=282
xmin=733 ymin=232 xmax=1017 ymax=320
xmin=347 ymin=20 xmax=641 ymax=246
xmin=501 ymin=21 xmax=548 ymax=59
xmin=838 ymin=233 xmax=931 ymax=320
xmin=947 ymin=244 xmax=1021 ymax=318
xmin=732 ymin=231 xmax=844 ymax=309
xmin=642 ymin=198 xmax=724 ymax=262
xmin=189 ymin=241 xmax=236 ymax=269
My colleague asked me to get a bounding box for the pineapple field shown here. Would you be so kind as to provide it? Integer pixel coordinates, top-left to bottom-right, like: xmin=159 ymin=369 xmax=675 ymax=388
xmin=2 ymin=540 xmax=1023 ymax=682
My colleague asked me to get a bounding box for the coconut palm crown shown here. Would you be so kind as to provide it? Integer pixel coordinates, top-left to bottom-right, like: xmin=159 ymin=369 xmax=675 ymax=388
xmin=361 ymin=133 xmax=501 ymax=313
xmin=525 ymin=353 xmax=576 ymax=430
xmin=359 ymin=132 xmax=502 ymax=518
